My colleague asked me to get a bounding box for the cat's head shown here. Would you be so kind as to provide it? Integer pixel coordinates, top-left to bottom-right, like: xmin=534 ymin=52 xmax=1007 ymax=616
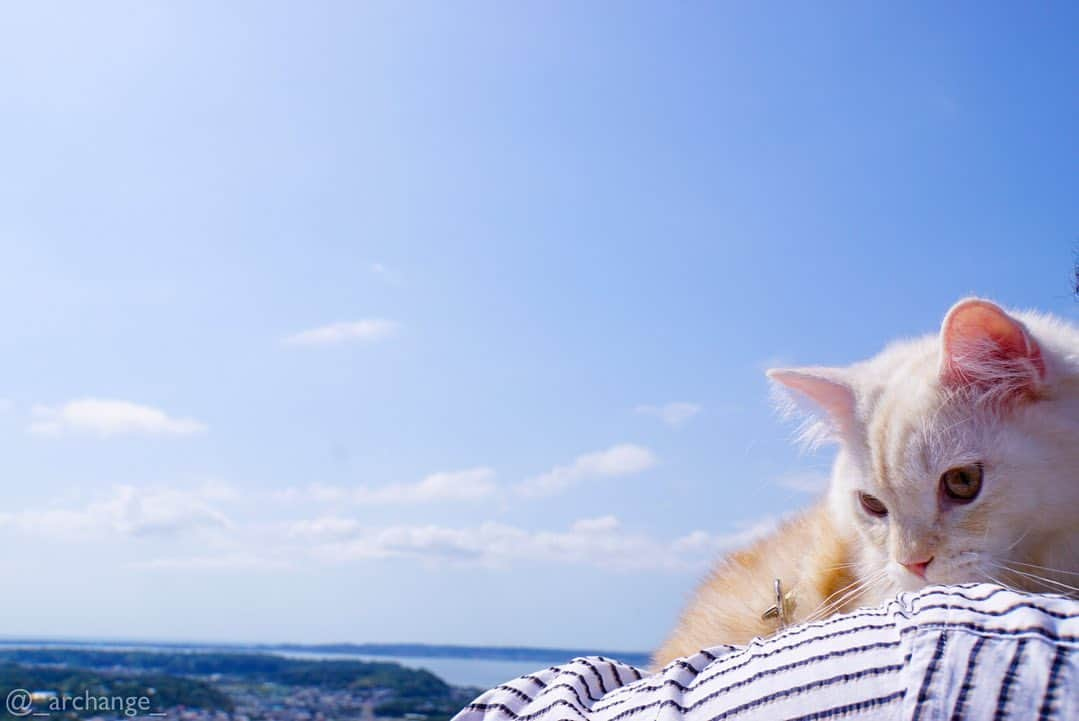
xmin=769 ymin=298 xmax=1079 ymax=599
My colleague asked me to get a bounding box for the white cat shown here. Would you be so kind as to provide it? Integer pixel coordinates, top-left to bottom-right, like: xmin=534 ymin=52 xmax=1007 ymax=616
xmin=654 ymin=298 xmax=1079 ymax=666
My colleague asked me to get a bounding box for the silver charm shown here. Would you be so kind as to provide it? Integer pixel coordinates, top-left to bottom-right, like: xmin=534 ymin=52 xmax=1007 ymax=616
xmin=761 ymin=578 xmax=796 ymax=630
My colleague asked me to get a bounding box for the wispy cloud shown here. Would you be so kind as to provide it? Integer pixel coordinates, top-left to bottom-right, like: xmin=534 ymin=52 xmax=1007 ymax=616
xmin=283 ymin=448 xmax=656 ymax=505
xmin=369 ymin=262 xmax=401 ymax=284
xmin=282 ymin=319 xmax=398 ymax=346
xmin=516 ymin=444 xmax=657 ymax=497
xmin=775 ymin=470 xmax=830 ymax=494
xmin=297 ymin=514 xmax=777 ymax=572
xmin=671 ymin=516 xmax=780 ymax=555
xmin=0 ymin=484 xmax=232 ymax=539
xmin=0 ymin=477 xmax=779 ymax=575
xmin=280 ymin=467 xmax=497 ymax=505
xmin=286 ymin=516 xmax=363 ymax=539
xmin=132 ymin=552 xmax=288 ymax=571
xmin=634 ymin=402 xmax=702 ymax=428
xmin=28 ymin=399 xmax=207 ymax=437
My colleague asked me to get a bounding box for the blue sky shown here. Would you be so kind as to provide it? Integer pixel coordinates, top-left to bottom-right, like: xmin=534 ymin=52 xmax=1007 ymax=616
xmin=0 ymin=2 xmax=1076 ymax=651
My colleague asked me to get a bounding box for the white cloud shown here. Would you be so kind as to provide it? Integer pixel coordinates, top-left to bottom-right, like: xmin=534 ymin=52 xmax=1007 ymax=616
xmin=132 ymin=553 xmax=287 ymax=571
xmin=516 ymin=444 xmax=656 ymax=497
xmin=571 ymin=515 xmax=620 ymax=533
xmin=634 ymin=402 xmax=702 ymax=428
xmin=0 ymin=484 xmax=232 ymax=539
xmin=301 ymin=514 xmax=778 ymax=572
xmin=775 ymin=470 xmax=830 ymax=494
xmin=282 ymin=319 xmax=398 ymax=346
xmin=0 ymin=398 xmax=12 ymax=413
xmin=355 ymin=467 xmax=496 ymax=504
xmin=323 ymin=524 xmax=498 ymax=562
xmin=272 ymin=484 xmax=344 ymax=503
xmin=671 ymin=516 xmax=780 ymax=555
xmin=0 ymin=476 xmax=778 ymax=575
xmin=28 ymin=399 xmax=207 ymax=437
xmin=279 ymin=467 xmax=497 ymax=505
xmin=286 ymin=516 xmax=362 ymax=539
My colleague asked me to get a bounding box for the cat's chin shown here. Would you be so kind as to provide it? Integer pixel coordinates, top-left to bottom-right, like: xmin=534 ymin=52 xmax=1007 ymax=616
xmin=890 ymin=561 xmax=990 ymax=594
xmin=888 ymin=573 xmax=927 ymax=594
xmin=887 ymin=563 xmax=975 ymax=593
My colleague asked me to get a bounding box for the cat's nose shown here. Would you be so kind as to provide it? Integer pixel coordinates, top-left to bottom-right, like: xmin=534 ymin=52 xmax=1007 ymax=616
xmin=901 ymin=556 xmax=934 ymax=579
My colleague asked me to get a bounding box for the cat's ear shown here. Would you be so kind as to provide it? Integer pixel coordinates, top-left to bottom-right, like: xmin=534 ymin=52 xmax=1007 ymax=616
xmin=767 ymin=367 xmax=856 ymax=446
xmin=939 ymin=298 xmax=1045 ymax=401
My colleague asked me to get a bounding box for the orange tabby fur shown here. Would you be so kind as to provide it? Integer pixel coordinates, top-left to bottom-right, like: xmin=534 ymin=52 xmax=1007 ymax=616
xmin=653 ymin=502 xmax=855 ymax=667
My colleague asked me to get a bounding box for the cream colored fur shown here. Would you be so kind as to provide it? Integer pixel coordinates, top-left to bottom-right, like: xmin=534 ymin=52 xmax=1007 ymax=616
xmin=654 ymin=299 xmax=1079 ymax=668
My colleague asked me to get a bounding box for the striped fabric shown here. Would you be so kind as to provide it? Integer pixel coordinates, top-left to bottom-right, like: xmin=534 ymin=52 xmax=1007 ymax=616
xmin=455 ymin=583 xmax=1076 ymax=721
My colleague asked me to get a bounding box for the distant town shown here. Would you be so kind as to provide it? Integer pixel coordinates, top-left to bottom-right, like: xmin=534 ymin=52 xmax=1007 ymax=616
xmin=0 ymin=648 xmax=475 ymax=721
xmin=0 ymin=643 xmax=650 ymax=721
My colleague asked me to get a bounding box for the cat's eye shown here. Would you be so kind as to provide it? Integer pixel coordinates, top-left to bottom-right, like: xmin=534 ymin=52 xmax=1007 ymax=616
xmin=940 ymin=463 xmax=983 ymax=502
xmin=858 ymin=492 xmax=888 ymax=517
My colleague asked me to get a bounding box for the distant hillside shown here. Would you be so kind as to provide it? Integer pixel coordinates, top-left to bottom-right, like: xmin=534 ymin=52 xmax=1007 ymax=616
xmin=0 ymin=661 xmax=232 ymax=719
xmin=0 ymin=648 xmax=452 ymax=694
xmin=0 ymin=638 xmax=651 ymax=669
xmin=0 ymin=647 xmax=476 ymax=721
xmin=262 ymin=642 xmax=652 ymax=668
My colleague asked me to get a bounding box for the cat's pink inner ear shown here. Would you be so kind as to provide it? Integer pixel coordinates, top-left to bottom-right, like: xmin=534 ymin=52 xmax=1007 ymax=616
xmin=767 ymin=368 xmax=856 ymax=435
xmin=939 ymin=298 xmax=1045 ymax=393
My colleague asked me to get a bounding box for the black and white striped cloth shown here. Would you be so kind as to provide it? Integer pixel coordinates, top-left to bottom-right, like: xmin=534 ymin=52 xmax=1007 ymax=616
xmin=455 ymin=583 xmax=1076 ymax=721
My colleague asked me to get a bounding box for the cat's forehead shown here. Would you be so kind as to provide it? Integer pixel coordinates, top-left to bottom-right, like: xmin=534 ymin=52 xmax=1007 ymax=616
xmin=862 ymin=369 xmax=981 ymax=491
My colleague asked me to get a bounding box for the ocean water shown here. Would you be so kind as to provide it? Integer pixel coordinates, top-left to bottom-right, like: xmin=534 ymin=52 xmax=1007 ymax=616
xmin=0 ymin=641 xmax=628 ymax=691
xmin=276 ymin=650 xmax=556 ymax=689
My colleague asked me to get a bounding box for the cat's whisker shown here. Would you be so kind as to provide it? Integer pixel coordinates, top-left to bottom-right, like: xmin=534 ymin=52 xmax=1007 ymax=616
xmin=1005 ymin=570 xmax=1079 ymax=596
xmin=984 ymin=572 xmax=1021 ymax=594
xmin=811 ymin=574 xmax=887 ymax=622
xmin=1002 ymin=529 xmax=1030 ymax=554
xmin=991 ymin=565 xmax=1048 ymax=594
xmin=801 ymin=572 xmax=876 ymax=622
xmin=801 ymin=569 xmax=886 ymax=624
xmin=1003 ymin=559 xmax=1079 ymax=578
xmin=965 ymin=551 xmax=1002 ymax=589
xmin=1007 ymin=572 xmax=1078 ymax=598
xmin=805 ymin=574 xmax=868 ymax=616
xmin=801 ymin=585 xmax=864 ymax=624
xmin=991 ymin=562 xmax=1079 ymax=596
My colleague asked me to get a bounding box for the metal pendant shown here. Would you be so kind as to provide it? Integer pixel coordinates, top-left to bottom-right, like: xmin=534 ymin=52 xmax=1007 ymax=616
xmin=761 ymin=578 xmax=796 ymax=631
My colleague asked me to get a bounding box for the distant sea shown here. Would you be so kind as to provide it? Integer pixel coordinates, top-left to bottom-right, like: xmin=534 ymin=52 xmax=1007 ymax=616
xmin=277 ymin=651 xmax=555 ymax=688
xmin=0 ymin=640 xmax=650 ymax=690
